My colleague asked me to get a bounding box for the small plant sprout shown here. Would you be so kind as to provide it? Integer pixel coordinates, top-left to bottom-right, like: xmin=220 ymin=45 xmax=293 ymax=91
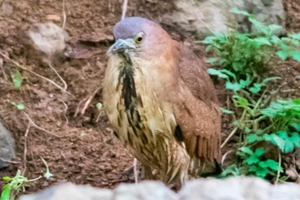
xmin=96 ymin=102 xmax=105 ymax=122
xmin=11 ymin=102 xmax=25 ymax=110
xmin=41 ymin=157 xmax=53 ymax=179
xmin=0 ymin=170 xmax=42 ymax=200
xmin=10 ymin=70 xmax=23 ymax=88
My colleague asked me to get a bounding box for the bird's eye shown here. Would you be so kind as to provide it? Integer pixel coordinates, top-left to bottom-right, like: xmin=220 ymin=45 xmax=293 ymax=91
xmin=134 ymin=32 xmax=145 ymax=44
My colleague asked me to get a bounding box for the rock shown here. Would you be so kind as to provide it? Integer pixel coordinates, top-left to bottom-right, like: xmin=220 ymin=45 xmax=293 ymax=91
xmin=179 ymin=177 xmax=300 ymax=200
xmin=162 ymin=0 xmax=285 ymax=39
xmin=19 ymin=183 xmax=114 ymax=200
xmin=19 ymin=177 xmax=300 ymax=200
xmin=0 ymin=122 xmax=15 ymax=169
xmin=1 ymin=2 xmax=13 ymax=16
xmin=28 ymin=22 xmax=69 ymax=57
xmin=19 ymin=181 xmax=177 ymax=200
xmin=113 ymin=181 xmax=177 ymax=200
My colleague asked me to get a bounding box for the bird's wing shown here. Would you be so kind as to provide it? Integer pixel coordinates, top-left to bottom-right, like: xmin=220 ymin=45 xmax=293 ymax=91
xmin=171 ymin=42 xmax=221 ymax=164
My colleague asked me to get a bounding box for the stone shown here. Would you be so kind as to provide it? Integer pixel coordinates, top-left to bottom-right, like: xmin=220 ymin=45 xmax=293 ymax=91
xmin=28 ymin=22 xmax=69 ymax=57
xmin=19 ymin=183 xmax=113 ymax=200
xmin=1 ymin=2 xmax=13 ymax=16
xmin=19 ymin=177 xmax=300 ymax=200
xmin=113 ymin=181 xmax=178 ymax=200
xmin=19 ymin=181 xmax=177 ymax=200
xmin=162 ymin=0 xmax=285 ymax=39
xmin=179 ymin=177 xmax=300 ymax=200
xmin=0 ymin=122 xmax=15 ymax=169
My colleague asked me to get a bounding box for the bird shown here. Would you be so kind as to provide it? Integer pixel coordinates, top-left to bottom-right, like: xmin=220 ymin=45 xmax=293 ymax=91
xmin=103 ymin=17 xmax=221 ymax=187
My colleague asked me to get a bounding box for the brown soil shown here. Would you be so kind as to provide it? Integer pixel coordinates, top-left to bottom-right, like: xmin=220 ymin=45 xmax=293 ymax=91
xmin=0 ymin=0 xmax=299 ymax=195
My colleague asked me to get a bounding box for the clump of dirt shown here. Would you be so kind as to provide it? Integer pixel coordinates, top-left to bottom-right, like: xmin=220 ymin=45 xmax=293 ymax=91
xmin=0 ymin=0 xmax=299 ymax=195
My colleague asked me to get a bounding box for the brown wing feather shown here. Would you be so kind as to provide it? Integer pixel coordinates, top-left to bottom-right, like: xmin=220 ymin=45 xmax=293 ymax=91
xmin=172 ymin=41 xmax=221 ymax=164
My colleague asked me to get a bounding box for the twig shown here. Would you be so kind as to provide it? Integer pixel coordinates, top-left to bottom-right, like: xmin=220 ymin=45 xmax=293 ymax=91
xmin=62 ymin=0 xmax=67 ymax=30
xmin=221 ymin=149 xmax=234 ymax=165
xmin=75 ymin=86 xmax=101 ymax=116
xmin=0 ymin=52 xmax=73 ymax=96
xmin=221 ymin=127 xmax=238 ymax=149
xmin=0 ymin=57 xmax=7 ymax=80
xmin=133 ymin=158 xmax=138 ymax=184
xmin=0 ymin=158 xmax=20 ymax=164
xmin=23 ymin=111 xmax=60 ymax=138
xmin=48 ymin=60 xmax=68 ymax=90
xmin=275 ymin=148 xmax=281 ymax=185
xmin=22 ymin=122 xmax=31 ymax=176
xmin=121 ymin=0 xmax=128 ymax=20
xmin=58 ymin=99 xmax=69 ymax=125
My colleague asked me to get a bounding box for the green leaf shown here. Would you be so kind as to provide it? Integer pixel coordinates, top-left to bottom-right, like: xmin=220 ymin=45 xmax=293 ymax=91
xmin=201 ymin=36 xmax=217 ymax=44
xmin=220 ymin=69 xmax=237 ymax=79
xmin=205 ymin=45 xmax=213 ymax=52
xmin=247 ymin=134 xmax=262 ymax=143
xmin=230 ymin=8 xmax=250 ymax=16
xmin=10 ymin=70 xmax=23 ymax=88
xmin=264 ymin=133 xmax=285 ymax=151
xmin=207 ymin=68 xmax=229 ymax=79
xmin=206 ymin=57 xmax=219 ymax=63
xmin=221 ymin=164 xmax=240 ymax=177
xmin=220 ymin=107 xmax=234 ymax=114
xmin=11 ymin=102 xmax=25 ymax=110
xmin=0 ymin=184 xmax=11 ymax=200
xmin=245 ymin=156 xmax=260 ymax=165
xmin=262 ymin=77 xmax=281 ymax=84
xmin=2 ymin=176 xmax=11 ymax=181
xmin=249 ymin=83 xmax=262 ymax=94
xmin=232 ymin=61 xmax=243 ymax=72
xmin=290 ymin=33 xmax=300 ymax=40
xmin=251 ymin=166 xmax=270 ymax=178
xmin=233 ymin=95 xmax=249 ymax=107
xmin=291 ymin=123 xmax=300 ymax=131
xmin=290 ymin=51 xmax=300 ymax=62
xmin=291 ymin=132 xmax=300 ymax=147
xmin=239 ymin=147 xmax=254 ymax=155
xmin=271 ymin=35 xmax=282 ymax=45
xmin=254 ymin=147 xmax=264 ymax=157
xmin=252 ymin=37 xmax=271 ymax=46
xmin=239 ymin=75 xmax=251 ymax=88
xmin=259 ymin=159 xmax=280 ymax=171
xmin=226 ymin=82 xmax=242 ymax=91
xmin=276 ymin=51 xmax=288 ymax=60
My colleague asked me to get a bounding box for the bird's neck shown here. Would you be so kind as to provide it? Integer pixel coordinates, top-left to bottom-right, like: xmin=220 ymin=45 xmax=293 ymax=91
xmin=116 ymin=55 xmax=143 ymax=133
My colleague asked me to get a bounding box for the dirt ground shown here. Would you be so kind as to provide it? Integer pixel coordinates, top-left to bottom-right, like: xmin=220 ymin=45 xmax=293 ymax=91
xmin=0 ymin=0 xmax=299 ymax=194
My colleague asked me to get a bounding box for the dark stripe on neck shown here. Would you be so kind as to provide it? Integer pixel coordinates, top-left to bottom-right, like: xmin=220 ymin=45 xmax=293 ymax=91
xmin=117 ymin=53 xmax=143 ymax=135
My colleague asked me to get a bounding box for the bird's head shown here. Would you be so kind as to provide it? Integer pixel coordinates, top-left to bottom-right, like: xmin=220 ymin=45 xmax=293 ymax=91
xmin=107 ymin=17 xmax=172 ymax=60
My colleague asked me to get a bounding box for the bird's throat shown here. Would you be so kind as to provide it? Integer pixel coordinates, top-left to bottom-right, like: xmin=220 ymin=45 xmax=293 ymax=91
xmin=117 ymin=55 xmax=143 ymax=136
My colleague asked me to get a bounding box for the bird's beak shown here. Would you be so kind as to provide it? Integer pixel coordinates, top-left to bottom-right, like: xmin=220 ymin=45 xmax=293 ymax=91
xmin=106 ymin=39 xmax=136 ymax=55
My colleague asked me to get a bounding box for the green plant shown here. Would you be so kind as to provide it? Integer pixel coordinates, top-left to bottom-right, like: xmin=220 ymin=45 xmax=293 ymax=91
xmin=0 ymin=170 xmax=41 ymax=200
xmin=1 ymin=159 xmax=52 ymax=200
xmin=204 ymin=8 xmax=300 ymax=182
xmin=209 ymin=69 xmax=300 ymax=181
xmin=275 ymin=33 xmax=300 ymax=62
xmin=202 ymin=8 xmax=281 ymax=79
xmin=10 ymin=70 xmax=23 ymax=88
xmin=11 ymin=102 xmax=25 ymax=110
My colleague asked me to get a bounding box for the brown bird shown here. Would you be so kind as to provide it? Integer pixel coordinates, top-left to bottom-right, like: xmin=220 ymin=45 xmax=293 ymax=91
xmin=103 ymin=17 xmax=221 ymax=186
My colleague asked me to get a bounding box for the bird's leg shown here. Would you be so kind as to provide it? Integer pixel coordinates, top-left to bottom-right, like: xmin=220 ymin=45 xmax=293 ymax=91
xmin=133 ymin=158 xmax=138 ymax=184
